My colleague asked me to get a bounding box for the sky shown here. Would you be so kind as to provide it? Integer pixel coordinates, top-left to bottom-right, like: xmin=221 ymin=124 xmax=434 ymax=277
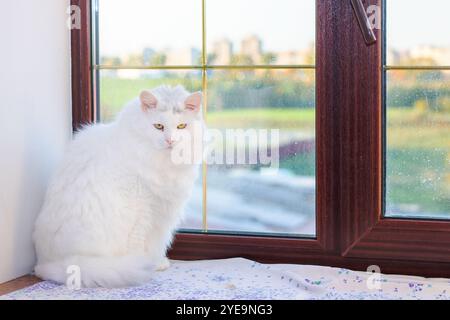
xmin=98 ymin=0 xmax=450 ymax=57
xmin=387 ymin=0 xmax=450 ymax=50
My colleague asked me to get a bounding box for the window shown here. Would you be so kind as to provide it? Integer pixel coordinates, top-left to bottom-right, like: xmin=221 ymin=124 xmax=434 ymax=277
xmin=71 ymin=0 xmax=450 ymax=277
xmin=94 ymin=0 xmax=316 ymax=236
xmin=385 ymin=0 xmax=450 ymax=220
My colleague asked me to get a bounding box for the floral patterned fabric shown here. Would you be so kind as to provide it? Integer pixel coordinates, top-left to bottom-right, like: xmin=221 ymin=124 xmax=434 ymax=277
xmin=2 ymin=258 xmax=449 ymax=300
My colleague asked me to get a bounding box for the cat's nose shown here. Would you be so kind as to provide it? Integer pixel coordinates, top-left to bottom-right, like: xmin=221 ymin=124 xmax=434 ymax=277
xmin=165 ymin=138 xmax=174 ymax=145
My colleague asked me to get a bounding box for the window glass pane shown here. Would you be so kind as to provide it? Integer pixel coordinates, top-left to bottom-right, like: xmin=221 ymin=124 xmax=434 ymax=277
xmin=386 ymin=0 xmax=450 ymax=219
xmin=98 ymin=0 xmax=202 ymax=66
xmin=201 ymin=70 xmax=316 ymax=235
xmin=95 ymin=0 xmax=316 ymax=235
xmin=206 ymin=0 xmax=315 ymax=65
xmin=386 ymin=70 xmax=450 ymax=219
xmin=387 ymin=0 xmax=450 ymax=66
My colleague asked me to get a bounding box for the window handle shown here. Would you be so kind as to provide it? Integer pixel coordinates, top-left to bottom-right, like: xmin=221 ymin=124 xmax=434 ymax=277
xmin=350 ymin=0 xmax=377 ymax=45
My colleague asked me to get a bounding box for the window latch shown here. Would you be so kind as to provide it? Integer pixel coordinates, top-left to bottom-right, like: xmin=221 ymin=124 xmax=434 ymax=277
xmin=350 ymin=0 xmax=377 ymax=45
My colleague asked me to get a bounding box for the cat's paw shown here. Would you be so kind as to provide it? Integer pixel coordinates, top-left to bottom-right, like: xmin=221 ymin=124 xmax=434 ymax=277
xmin=155 ymin=258 xmax=170 ymax=271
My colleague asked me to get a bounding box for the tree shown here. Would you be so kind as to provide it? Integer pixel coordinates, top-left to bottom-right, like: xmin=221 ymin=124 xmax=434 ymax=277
xmin=261 ymin=52 xmax=276 ymax=65
xmin=207 ymin=53 xmax=217 ymax=65
xmin=230 ymin=54 xmax=253 ymax=65
xmin=126 ymin=54 xmax=143 ymax=65
xmin=100 ymin=56 xmax=121 ymax=66
xmin=150 ymin=53 xmax=166 ymax=66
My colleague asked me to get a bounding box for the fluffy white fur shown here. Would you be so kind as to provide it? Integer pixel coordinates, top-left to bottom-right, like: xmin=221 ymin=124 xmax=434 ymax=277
xmin=33 ymin=85 xmax=202 ymax=288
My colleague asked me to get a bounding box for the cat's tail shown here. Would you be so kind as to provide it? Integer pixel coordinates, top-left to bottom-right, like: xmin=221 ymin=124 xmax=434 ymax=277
xmin=34 ymin=255 xmax=154 ymax=288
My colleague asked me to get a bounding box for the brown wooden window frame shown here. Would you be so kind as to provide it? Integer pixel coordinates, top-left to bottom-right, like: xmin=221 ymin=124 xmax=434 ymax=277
xmin=71 ymin=0 xmax=450 ymax=278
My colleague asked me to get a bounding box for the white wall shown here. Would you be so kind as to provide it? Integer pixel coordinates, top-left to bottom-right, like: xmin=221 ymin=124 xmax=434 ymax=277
xmin=0 ymin=0 xmax=72 ymax=283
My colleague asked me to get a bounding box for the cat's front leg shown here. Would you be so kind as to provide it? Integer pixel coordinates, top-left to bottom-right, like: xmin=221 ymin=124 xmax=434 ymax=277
xmin=146 ymin=229 xmax=175 ymax=271
xmin=154 ymin=243 xmax=171 ymax=271
xmin=146 ymin=241 xmax=171 ymax=271
xmin=155 ymin=256 xmax=171 ymax=271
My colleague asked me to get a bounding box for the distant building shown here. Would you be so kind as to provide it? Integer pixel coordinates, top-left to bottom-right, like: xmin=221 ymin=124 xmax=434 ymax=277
xmin=388 ymin=46 xmax=450 ymax=66
xmin=211 ymin=38 xmax=233 ymax=65
xmin=142 ymin=47 xmax=156 ymax=66
xmin=165 ymin=48 xmax=201 ymax=66
xmin=409 ymin=46 xmax=450 ymax=65
xmin=276 ymin=50 xmax=310 ymax=65
xmin=387 ymin=48 xmax=403 ymax=65
xmin=240 ymin=35 xmax=262 ymax=64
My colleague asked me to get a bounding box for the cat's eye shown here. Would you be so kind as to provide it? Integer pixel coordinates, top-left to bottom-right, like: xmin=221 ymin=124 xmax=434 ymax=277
xmin=177 ymin=123 xmax=187 ymax=129
xmin=153 ymin=124 xmax=164 ymax=130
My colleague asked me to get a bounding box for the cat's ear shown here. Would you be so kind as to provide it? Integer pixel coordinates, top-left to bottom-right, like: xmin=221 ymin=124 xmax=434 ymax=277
xmin=184 ymin=92 xmax=202 ymax=112
xmin=140 ymin=90 xmax=158 ymax=111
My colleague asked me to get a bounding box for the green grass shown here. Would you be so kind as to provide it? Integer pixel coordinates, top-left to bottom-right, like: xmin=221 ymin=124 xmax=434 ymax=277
xmin=207 ymin=108 xmax=316 ymax=129
xmin=280 ymin=152 xmax=316 ymax=177
xmin=386 ymin=149 xmax=450 ymax=214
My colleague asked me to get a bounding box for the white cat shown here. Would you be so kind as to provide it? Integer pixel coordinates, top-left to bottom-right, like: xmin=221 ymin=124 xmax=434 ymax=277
xmin=33 ymin=85 xmax=202 ymax=288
